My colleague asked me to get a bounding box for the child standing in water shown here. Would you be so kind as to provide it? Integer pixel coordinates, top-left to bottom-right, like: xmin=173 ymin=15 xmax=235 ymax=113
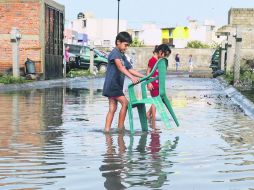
xmin=102 ymin=32 xmax=144 ymax=133
xmin=146 ymin=44 xmax=171 ymax=127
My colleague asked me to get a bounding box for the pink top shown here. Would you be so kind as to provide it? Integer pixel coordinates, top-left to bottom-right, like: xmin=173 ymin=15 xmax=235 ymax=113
xmin=64 ymin=49 xmax=70 ymax=62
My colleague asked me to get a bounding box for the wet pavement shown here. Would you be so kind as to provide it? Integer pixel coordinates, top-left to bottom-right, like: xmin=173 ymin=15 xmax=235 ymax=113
xmin=0 ymin=76 xmax=254 ymax=190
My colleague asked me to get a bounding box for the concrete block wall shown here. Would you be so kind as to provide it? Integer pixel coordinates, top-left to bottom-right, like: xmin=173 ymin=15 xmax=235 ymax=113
xmin=229 ymin=8 xmax=254 ymax=26
xmin=0 ymin=0 xmax=41 ymax=73
xmin=127 ymin=47 xmax=214 ymax=71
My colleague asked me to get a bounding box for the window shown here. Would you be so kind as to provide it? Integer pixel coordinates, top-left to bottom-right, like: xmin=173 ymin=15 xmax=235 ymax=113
xmin=134 ymin=31 xmax=139 ymax=38
xmin=103 ymin=40 xmax=111 ymax=47
xmin=80 ymin=47 xmax=90 ymax=55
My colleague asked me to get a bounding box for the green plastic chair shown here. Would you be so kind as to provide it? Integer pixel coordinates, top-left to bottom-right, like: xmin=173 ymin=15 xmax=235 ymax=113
xmin=127 ymin=58 xmax=179 ymax=133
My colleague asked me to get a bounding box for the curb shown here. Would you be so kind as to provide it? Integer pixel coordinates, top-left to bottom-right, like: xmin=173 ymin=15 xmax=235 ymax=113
xmin=0 ymin=75 xmax=103 ymax=93
xmin=216 ymin=76 xmax=254 ymax=119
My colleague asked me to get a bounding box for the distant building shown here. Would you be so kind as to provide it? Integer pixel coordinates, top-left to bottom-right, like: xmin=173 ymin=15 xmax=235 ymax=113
xmin=161 ymin=20 xmax=224 ymax=48
xmin=67 ymin=12 xmax=127 ymax=47
xmin=162 ymin=26 xmax=189 ymax=48
xmin=216 ymin=8 xmax=254 ymax=73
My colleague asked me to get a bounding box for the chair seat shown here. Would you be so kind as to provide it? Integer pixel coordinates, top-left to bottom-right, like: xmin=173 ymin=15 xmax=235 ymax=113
xmin=131 ymin=97 xmax=158 ymax=107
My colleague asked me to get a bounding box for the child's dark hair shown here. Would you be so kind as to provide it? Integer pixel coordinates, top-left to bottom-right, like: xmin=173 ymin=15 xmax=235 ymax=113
xmin=115 ymin=31 xmax=132 ymax=45
xmin=153 ymin=45 xmax=159 ymax=54
xmin=154 ymin=44 xmax=171 ymax=54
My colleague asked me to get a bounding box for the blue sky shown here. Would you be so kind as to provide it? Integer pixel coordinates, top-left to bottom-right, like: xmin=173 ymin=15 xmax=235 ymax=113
xmin=55 ymin=0 xmax=254 ymax=28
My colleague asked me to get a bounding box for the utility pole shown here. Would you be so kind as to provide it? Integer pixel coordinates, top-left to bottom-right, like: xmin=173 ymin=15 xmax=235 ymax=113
xmin=89 ymin=41 xmax=94 ymax=75
xmin=117 ymin=0 xmax=120 ymax=34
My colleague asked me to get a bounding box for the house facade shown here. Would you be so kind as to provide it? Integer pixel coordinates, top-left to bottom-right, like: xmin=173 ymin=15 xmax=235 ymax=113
xmin=0 ymin=0 xmax=65 ymax=79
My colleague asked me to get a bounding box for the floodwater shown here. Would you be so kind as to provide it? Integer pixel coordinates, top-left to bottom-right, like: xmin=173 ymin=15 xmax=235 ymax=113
xmin=0 ymin=76 xmax=254 ymax=190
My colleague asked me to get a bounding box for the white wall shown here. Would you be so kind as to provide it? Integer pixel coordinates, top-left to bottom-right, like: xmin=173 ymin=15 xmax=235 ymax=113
xmin=72 ymin=19 xmax=86 ymax=34
xmin=189 ymin=25 xmax=207 ymax=42
xmin=70 ymin=18 xmax=127 ymax=47
xmin=139 ymin=24 xmax=161 ymax=46
xmin=174 ymin=39 xmax=188 ymax=48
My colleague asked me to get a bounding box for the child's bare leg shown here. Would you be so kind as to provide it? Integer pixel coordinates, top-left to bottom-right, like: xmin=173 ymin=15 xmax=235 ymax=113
xmin=151 ymin=104 xmax=156 ymax=128
xmin=146 ymin=106 xmax=152 ymax=120
xmin=105 ymin=98 xmax=117 ymax=132
xmin=115 ymin=96 xmax=128 ymax=130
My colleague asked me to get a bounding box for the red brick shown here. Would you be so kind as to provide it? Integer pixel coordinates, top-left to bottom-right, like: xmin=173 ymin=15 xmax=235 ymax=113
xmin=0 ymin=1 xmax=41 ymax=73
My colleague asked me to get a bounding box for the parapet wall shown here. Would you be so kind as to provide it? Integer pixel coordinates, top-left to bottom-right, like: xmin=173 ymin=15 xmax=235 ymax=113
xmin=126 ymin=47 xmax=214 ymax=71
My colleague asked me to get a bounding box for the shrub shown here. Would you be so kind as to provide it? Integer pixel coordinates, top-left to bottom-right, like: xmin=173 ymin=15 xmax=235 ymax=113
xmin=130 ymin=37 xmax=144 ymax=47
xmin=66 ymin=69 xmax=91 ymax=78
xmin=187 ymin=40 xmax=210 ymax=49
xmin=223 ymin=72 xmax=234 ymax=85
xmin=0 ymin=75 xmax=27 ymax=84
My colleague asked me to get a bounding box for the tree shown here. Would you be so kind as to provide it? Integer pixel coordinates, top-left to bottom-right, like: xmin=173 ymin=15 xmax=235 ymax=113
xmin=130 ymin=37 xmax=144 ymax=47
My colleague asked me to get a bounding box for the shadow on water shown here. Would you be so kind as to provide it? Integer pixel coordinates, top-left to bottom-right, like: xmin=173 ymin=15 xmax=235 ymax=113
xmin=99 ymin=131 xmax=179 ymax=189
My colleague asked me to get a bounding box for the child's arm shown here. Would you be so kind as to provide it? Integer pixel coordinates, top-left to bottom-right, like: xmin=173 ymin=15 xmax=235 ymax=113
xmin=114 ymin=59 xmax=139 ymax=84
xmin=146 ymin=65 xmax=154 ymax=90
xmin=129 ymin=69 xmax=144 ymax=78
xmin=146 ymin=67 xmax=152 ymax=75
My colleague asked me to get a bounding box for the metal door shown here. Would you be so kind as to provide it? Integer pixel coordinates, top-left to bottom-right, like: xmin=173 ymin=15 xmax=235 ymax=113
xmin=45 ymin=4 xmax=64 ymax=79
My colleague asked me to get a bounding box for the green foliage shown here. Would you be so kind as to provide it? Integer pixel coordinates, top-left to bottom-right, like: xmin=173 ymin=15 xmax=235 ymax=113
xmin=223 ymin=67 xmax=254 ymax=86
xmin=0 ymin=75 xmax=27 ymax=84
xmin=223 ymin=72 xmax=234 ymax=85
xmin=240 ymin=70 xmax=254 ymax=80
xmin=210 ymin=41 xmax=220 ymax=49
xmin=187 ymin=40 xmax=210 ymax=49
xmin=66 ymin=69 xmax=92 ymax=78
xmin=130 ymin=37 xmax=144 ymax=47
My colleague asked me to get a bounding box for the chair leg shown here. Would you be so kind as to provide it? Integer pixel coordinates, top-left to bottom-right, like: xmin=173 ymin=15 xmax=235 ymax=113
xmin=128 ymin=103 xmax=135 ymax=133
xmin=162 ymin=96 xmax=179 ymax=127
xmin=154 ymin=97 xmax=172 ymax=129
xmin=137 ymin=104 xmax=148 ymax=132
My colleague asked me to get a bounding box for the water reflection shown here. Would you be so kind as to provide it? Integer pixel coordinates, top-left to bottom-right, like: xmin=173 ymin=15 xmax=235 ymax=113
xmin=0 ymin=77 xmax=254 ymax=189
xmin=100 ymin=133 xmax=126 ymax=190
xmin=100 ymin=131 xmax=179 ymax=189
xmin=0 ymin=88 xmax=66 ymax=189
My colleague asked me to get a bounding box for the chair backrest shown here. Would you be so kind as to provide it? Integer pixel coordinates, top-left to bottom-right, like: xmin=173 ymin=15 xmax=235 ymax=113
xmin=128 ymin=58 xmax=168 ymax=102
xmin=159 ymin=58 xmax=168 ymax=96
xmin=151 ymin=58 xmax=168 ymax=97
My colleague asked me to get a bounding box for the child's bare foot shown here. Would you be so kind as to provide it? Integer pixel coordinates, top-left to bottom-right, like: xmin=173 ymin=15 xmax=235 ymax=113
xmin=118 ymin=127 xmax=125 ymax=133
xmin=104 ymin=128 xmax=110 ymax=133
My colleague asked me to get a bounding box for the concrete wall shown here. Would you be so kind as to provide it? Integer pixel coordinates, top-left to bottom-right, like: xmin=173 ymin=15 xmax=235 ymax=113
xmin=126 ymin=47 xmax=214 ymax=71
xmin=228 ymin=8 xmax=254 ymax=26
xmin=218 ymin=8 xmax=254 ymax=72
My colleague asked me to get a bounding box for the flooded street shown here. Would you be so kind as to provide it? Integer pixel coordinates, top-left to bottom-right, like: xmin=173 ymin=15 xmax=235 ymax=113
xmin=0 ymin=76 xmax=254 ymax=190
